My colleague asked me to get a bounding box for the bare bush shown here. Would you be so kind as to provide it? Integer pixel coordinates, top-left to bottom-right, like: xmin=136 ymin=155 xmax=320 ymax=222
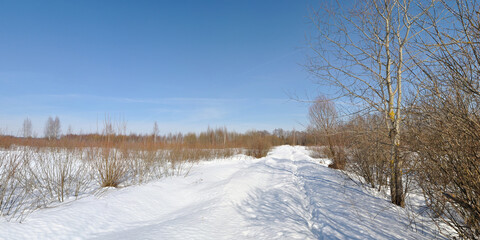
xmin=347 ymin=115 xmax=390 ymax=190
xmin=0 ymin=150 xmax=29 ymax=220
xmin=244 ymin=133 xmax=272 ymax=158
xmin=26 ymin=148 xmax=93 ymax=203
xmin=91 ymin=147 xmax=128 ymax=188
xmin=306 ymin=146 xmax=328 ymax=159
xmin=409 ymin=94 xmax=480 ymax=238
xmin=406 ymin=1 xmax=480 ymax=237
xmin=128 ymin=149 xmax=168 ymax=184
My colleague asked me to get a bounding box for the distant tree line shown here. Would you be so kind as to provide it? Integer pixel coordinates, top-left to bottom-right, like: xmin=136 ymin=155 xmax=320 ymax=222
xmin=2 ymin=117 xmax=321 ymax=156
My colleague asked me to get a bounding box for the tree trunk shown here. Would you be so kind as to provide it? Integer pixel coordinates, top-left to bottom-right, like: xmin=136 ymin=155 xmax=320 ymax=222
xmin=390 ymin=129 xmax=404 ymax=207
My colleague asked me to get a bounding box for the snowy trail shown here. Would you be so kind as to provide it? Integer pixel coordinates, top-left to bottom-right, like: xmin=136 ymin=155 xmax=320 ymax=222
xmin=0 ymin=146 xmax=442 ymax=240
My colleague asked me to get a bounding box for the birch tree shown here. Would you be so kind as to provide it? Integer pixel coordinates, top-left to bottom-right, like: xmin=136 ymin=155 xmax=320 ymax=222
xmin=44 ymin=116 xmax=61 ymax=140
xmin=153 ymin=121 xmax=159 ymax=144
xmin=22 ymin=117 xmax=32 ymax=138
xmin=308 ymin=0 xmax=436 ymax=206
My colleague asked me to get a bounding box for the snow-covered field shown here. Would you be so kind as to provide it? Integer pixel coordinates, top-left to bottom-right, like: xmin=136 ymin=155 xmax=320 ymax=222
xmin=0 ymin=146 xmax=445 ymax=239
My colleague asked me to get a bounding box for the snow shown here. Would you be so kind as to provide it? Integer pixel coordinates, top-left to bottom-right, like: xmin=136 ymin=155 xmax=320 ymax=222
xmin=0 ymin=145 xmax=445 ymax=239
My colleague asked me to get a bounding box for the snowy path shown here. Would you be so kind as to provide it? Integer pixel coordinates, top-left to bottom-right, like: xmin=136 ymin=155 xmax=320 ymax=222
xmin=0 ymin=146 xmax=442 ymax=239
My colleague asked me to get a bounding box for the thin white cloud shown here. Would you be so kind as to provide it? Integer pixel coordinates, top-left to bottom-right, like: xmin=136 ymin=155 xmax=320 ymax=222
xmin=11 ymin=94 xmax=248 ymax=105
xmin=188 ymin=107 xmax=227 ymax=122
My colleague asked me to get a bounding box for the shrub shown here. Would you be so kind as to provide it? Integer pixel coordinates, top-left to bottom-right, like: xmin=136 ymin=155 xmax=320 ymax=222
xmin=245 ymin=136 xmax=271 ymax=158
xmin=91 ymin=147 xmax=128 ymax=188
xmin=327 ymin=147 xmax=347 ymax=170
xmin=0 ymin=150 xmax=28 ymax=219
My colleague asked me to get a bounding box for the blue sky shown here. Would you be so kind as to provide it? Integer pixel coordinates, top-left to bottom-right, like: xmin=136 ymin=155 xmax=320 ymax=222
xmin=0 ymin=0 xmax=320 ymax=135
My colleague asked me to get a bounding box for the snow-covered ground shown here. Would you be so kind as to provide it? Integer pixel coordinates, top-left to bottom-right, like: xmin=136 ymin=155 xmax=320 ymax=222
xmin=0 ymin=145 xmax=445 ymax=239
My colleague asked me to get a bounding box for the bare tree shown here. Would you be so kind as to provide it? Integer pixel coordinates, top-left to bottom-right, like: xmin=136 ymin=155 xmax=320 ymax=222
xmin=103 ymin=116 xmax=114 ymax=141
xmin=308 ymin=0 xmax=436 ymax=207
xmin=53 ymin=117 xmax=61 ymax=139
xmin=309 ymin=96 xmax=338 ymax=136
xmin=44 ymin=117 xmax=54 ymax=140
xmin=153 ymin=122 xmax=159 ymax=144
xmin=44 ymin=116 xmax=61 ymax=140
xmin=308 ymin=96 xmax=346 ymax=168
xmin=66 ymin=125 xmax=73 ymax=136
xmin=22 ymin=118 xmax=32 ymax=138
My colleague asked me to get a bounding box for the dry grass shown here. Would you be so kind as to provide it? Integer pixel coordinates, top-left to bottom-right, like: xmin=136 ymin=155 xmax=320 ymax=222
xmin=0 ymin=126 xmax=306 ymax=221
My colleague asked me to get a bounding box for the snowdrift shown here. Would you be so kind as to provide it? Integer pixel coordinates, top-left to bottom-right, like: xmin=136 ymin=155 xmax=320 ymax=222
xmin=0 ymin=145 xmax=444 ymax=239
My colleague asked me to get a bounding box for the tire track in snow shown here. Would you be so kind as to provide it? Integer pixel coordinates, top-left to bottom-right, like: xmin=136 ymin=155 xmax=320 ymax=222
xmin=238 ymin=149 xmax=320 ymax=239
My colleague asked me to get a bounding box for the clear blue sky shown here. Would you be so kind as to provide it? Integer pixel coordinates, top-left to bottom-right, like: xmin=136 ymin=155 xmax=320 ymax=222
xmin=0 ymin=0 xmax=320 ymax=135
